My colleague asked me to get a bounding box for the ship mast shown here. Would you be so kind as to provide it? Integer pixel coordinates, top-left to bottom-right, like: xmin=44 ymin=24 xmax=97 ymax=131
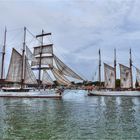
xmin=36 ymin=30 xmax=51 ymax=89
xmin=130 ymin=48 xmax=133 ymax=89
xmin=114 ymin=48 xmax=116 ymax=89
xmin=21 ymin=27 xmax=26 ymax=89
xmin=99 ymin=49 xmax=101 ymax=88
xmin=1 ymin=27 xmax=7 ymax=79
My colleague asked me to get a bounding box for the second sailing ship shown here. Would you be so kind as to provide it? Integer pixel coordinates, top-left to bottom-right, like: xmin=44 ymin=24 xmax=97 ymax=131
xmin=88 ymin=48 xmax=140 ymax=96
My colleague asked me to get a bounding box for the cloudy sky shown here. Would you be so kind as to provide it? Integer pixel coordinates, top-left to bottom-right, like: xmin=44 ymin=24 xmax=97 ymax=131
xmin=0 ymin=0 xmax=140 ymax=80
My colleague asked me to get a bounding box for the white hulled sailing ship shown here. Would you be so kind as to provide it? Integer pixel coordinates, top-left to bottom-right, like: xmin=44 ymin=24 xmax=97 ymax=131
xmin=88 ymin=49 xmax=140 ymax=96
xmin=2 ymin=27 xmax=38 ymax=92
xmin=0 ymin=27 xmax=84 ymax=93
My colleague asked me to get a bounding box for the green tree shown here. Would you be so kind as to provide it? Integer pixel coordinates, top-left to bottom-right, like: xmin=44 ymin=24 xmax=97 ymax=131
xmin=116 ymin=79 xmax=120 ymax=88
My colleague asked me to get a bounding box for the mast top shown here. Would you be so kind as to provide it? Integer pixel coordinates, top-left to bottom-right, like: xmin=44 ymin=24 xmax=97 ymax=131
xmin=114 ymin=48 xmax=116 ymax=67
xmin=4 ymin=26 xmax=7 ymax=32
xmin=99 ymin=49 xmax=101 ymax=66
xmin=98 ymin=49 xmax=101 ymax=88
xmin=1 ymin=27 xmax=7 ymax=79
xmin=129 ymin=48 xmax=133 ymax=89
xmin=99 ymin=49 xmax=100 ymax=54
xmin=3 ymin=27 xmax=7 ymax=52
xmin=23 ymin=27 xmax=26 ymax=51
xmin=130 ymin=48 xmax=132 ymax=66
xmin=36 ymin=30 xmax=51 ymax=38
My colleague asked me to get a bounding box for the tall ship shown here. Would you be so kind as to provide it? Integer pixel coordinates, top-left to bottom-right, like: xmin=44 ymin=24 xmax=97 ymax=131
xmin=88 ymin=49 xmax=140 ymax=96
xmin=0 ymin=27 xmax=84 ymax=92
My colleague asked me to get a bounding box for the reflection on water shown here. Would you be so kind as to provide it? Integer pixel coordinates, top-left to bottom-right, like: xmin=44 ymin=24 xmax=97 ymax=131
xmin=0 ymin=90 xmax=140 ymax=139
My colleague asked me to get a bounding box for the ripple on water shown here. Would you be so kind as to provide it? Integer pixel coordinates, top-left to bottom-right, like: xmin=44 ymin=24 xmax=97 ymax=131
xmin=0 ymin=90 xmax=140 ymax=139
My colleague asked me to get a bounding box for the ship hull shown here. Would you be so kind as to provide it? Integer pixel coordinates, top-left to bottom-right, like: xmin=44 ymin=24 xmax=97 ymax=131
xmin=0 ymin=91 xmax=62 ymax=98
xmin=2 ymin=88 xmax=30 ymax=92
xmin=0 ymin=94 xmax=62 ymax=98
xmin=88 ymin=90 xmax=140 ymax=97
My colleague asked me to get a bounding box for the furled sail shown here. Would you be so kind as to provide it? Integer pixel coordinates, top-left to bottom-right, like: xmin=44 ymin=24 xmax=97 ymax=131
xmin=42 ymin=70 xmax=54 ymax=85
xmin=26 ymin=46 xmax=36 ymax=61
xmin=31 ymin=56 xmax=53 ymax=67
xmin=54 ymin=55 xmax=83 ymax=80
xmin=104 ymin=63 xmax=115 ymax=88
xmin=6 ymin=48 xmax=22 ymax=83
xmin=52 ymin=67 xmax=71 ymax=86
xmin=33 ymin=44 xmax=53 ymax=56
xmin=136 ymin=67 xmax=140 ymax=86
xmin=24 ymin=57 xmax=38 ymax=84
xmin=120 ymin=64 xmax=131 ymax=88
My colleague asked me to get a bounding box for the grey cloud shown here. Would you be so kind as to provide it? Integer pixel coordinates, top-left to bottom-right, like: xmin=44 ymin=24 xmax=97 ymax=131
xmin=0 ymin=0 xmax=140 ymax=80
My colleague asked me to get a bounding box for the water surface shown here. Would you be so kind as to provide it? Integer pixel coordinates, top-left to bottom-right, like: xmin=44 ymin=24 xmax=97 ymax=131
xmin=0 ymin=90 xmax=140 ymax=140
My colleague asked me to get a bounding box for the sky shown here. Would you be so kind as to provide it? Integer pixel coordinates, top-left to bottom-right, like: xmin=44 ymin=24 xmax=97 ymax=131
xmin=0 ymin=0 xmax=140 ymax=81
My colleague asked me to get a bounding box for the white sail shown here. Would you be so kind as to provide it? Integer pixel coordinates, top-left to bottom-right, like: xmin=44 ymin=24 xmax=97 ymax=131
xmin=120 ymin=64 xmax=131 ymax=88
xmin=136 ymin=67 xmax=140 ymax=86
xmin=34 ymin=44 xmax=53 ymax=56
xmin=26 ymin=46 xmax=36 ymax=61
xmin=24 ymin=58 xmax=38 ymax=85
xmin=42 ymin=70 xmax=54 ymax=85
xmin=6 ymin=48 xmax=22 ymax=83
xmin=52 ymin=67 xmax=71 ymax=86
xmin=31 ymin=56 xmax=53 ymax=67
xmin=54 ymin=55 xmax=83 ymax=80
xmin=104 ymin=63 xmax=115 ymax=88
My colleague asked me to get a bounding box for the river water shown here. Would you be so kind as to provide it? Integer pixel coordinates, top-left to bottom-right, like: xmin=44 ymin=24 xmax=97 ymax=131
xmin=0 ymin=90 xmax=140 ymax=140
